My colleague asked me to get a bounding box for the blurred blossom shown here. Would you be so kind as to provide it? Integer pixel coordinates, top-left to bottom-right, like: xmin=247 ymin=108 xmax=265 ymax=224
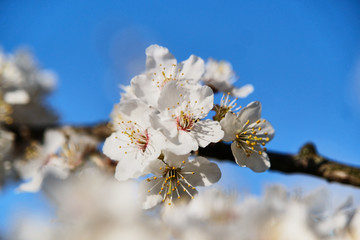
xmin=0 ymin=47 xmax=58 ymax=125
xmin=202 ymin=58 xmax=254 ymax=98
xmin=11 ymin=167 xmax=170 ymax=240
xmin=8 ymin=181 xmax=360 ymax=240
xmin=15 ymin=128 xmax=98 ymax=192
xmin=0 ymin=129 xmax=14 ymax=188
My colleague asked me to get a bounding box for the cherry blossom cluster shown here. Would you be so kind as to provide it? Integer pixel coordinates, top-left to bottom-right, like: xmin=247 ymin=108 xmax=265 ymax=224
xmin=9 ymin=168 xmax=360 ymax=240
xmin=103 ymin=45 xmax=275 ymax=207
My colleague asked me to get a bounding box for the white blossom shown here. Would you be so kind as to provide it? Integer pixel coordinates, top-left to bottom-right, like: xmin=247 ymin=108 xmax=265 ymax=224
xmin=140 ymin=151 xmax=221 ymax=209
xmin=131 ymin=44 xmax=205 ymax=108
xmin=202 ymin=58 xmax=253 ymax=98
xmin=15 ymin=129 xmax=97 ymax=192
xmin=220 ymin=101 xmax=274 ymax=172
xmin=151 ymin=81 xmax=224 ymax=155
xmin=103 ymin=99 xmax=166 ymax=181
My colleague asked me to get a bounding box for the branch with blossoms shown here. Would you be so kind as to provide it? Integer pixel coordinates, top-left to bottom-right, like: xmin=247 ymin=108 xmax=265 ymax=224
xmin=6 ymin=122 xmax=360 ymax=188
xmin=1 ymin=45 xmax=360 ymax=207
xmin=4 ymin=45 xmax=360 ymax=240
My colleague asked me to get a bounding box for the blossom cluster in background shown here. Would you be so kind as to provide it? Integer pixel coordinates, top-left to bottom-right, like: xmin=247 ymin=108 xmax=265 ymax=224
xmin=9 ymin=168 xmax=360 ymax=240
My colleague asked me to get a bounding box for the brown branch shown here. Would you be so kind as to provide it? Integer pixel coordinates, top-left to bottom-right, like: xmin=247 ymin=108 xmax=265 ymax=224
xmin=5 ymin=123 xmax=360 ymax=188
xmin=198 ymin=142 xmax=360 ymax=187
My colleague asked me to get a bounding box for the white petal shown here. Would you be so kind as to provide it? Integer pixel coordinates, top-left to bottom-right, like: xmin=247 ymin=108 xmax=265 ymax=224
xmin=46 ymin=157 xmax=70 ymax=179
xmin=157 ymin=80 xmax=185 ymax=112
xmin=252 ymin=119 xmax=275 ymax=143
xmin=145 ymin=45 xmax=176 ymax=72
xmin=142 ymin=194 xmax=163 ymax=210
xmin=183 ymin=156 xmax=221 ymax=187
xmin=150 ymin=113 xmax=178 ymax=139
xmin=43 ymin=130 xmax=65 ymax=154
xmin=4 ymin=90 xmax=30 ymax=105
xmin=111 ymin=98 xmax=152 ymax=127
xmin=169 ymin=131 xmax=198 ymax=155
xmin=220 ymin=112 xmax=241 ymax=141
xmin=238 ymin=101 xmax=262 ymax=125
xmin=131 ymin=74 xmax=160 ymax=107
xmin=102 ymin=133 xmax=137 ymax=162
xmin=163 ymin=150 xmax=190 ymax=168
xmin=188 ymin=84 xmax=214 ymax=119
xmin=139 ymin=176 xmax=164 ymax=209
xmin=231 ymin=142 xmax=270 ymax=172
xmin=178 ymin=55 xmax=205 ymax=82
xmin=16 ymin=171 xmax=44 ymax=192
xmin=192 ymin=120 xmax=224 ymax=148
xmin=231 ymin=84 xmax=254 ymax=98
xmin=114 ymin=159 xmax=145 ymax=181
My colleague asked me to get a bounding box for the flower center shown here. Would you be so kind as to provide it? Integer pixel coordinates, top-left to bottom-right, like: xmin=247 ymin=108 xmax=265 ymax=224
xmin=176 ymin=111 xmax=195 ymax=132
xmin=118 ymin=120 xmax=149 ymax=152
xmin=146 ymin=162 xmax=196 ymax=205
xmin=135 ymin=130 xmax=149 ymax=152
xmin=235 ymin=119 xmax=270 ymax=157
xmin=151 ymin=64 xmax=184 ymax=89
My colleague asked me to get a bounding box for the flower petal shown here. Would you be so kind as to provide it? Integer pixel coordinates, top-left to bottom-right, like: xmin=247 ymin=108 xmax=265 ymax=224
xmin=177 ymin=55 xmax=204 ymax=82
xmin=231 ymin=142 xmax=270 ymax=172
xmin=182 ymin=156 xmax=221 ymax=187
xmin=131 ymin=74 xmax=160 ymax=107
xmin=192 ymin=120 xmax=224 ymax=148
xmin=231 ymin=84 xmax=254 ymax=98
xmin=145 ymin=45 xmax=176 ymax=72
xmin=238 ymin=101 xmax=262 ymax=125
xmin=220 ymin=112 xmax=242 ymax=142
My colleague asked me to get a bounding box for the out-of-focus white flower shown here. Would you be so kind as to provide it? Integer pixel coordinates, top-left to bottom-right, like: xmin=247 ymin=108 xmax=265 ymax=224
xmin=202 ymin=58 xmax=253 ymax=98
xmin=131 ymin=45 xmax=205 ymax=108
xmin=0 ymin=47 xmax=58 ymax=125
xmin=15 ymin=129 xmax=67 ymax=192
xmin=315 ymin=196 xmax=360 ymax=240
xmin=103 ymin=99 xmax=166 ymax=181
xmin=140 ymin=151 xmax=221 ymax=209
xmin=0 ymin=128 xmax=14 ymax=187
xmin=161 ymin=188 xmax=241 ymax=239
xmin=4 ymin=89 xmax=30 ymax=105
xmin=11 ymin=167 xmax=170 ymax=240
xmin=15 ymin=129 xmax=98 ymax=192
xmin=151 ymin=81 xmax=224 ymax=154
xmin=220 ymin=101 xmax=274 ymax=172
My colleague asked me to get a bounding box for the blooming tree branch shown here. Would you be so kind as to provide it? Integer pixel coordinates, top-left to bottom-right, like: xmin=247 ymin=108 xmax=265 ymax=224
xmin=6 ymin=122 xmax=360 ymax=188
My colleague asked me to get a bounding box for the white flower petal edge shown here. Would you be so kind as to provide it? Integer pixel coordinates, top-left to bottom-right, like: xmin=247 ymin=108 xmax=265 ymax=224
xmin=231 ymin=84 xmax=254 ymax=98
xmin=15 ymin=130 xmax=67 ymax=192
xmin=140 ymin=151 xmax=221 ymax=209
xmin=145 ymin=44 xmax=176 ymax=71
xmin=220 ymin=101 xmax=275 ymax=172
xmin=131 ymin=45 xmax=205 ymax=108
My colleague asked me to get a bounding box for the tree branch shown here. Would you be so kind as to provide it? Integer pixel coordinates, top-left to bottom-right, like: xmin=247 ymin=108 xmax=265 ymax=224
xmin=6 ymin=123 xmax=360 ymax=188
xmin=197 ymin=142 xmax=360 ymax=187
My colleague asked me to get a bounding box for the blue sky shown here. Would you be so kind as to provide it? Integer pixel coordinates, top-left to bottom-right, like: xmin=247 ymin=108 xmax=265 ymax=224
xmin=1 ymin=0 xmax=360 ymax=234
